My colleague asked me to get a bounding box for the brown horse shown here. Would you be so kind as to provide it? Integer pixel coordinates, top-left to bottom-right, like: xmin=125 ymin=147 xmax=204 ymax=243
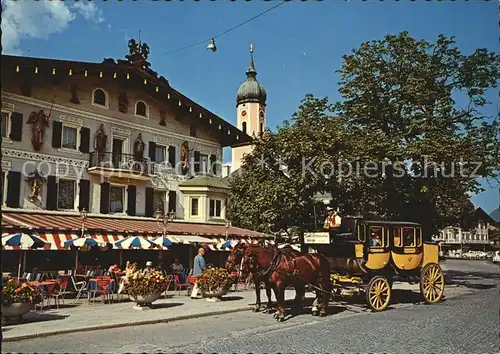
xmin=225 ymin=243 xmax=304 ymax=314
xmin=241 ymin=245 xmax=331 ymax=322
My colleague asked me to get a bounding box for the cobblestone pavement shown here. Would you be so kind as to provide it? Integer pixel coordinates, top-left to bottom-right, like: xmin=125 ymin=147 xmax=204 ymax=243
xmin=3 ymin=260 xmax=499 ymax=354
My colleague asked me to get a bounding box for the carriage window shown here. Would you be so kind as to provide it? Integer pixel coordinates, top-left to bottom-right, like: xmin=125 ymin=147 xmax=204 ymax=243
xmin=394 ymin=228 xmax=402 ymax=247
xmin=416 ymin=228 xmax=423 ymax=247
xmin=357 ymin=225 xmax=365 ymax=242
xmin=368 ymin=226 xmax=384 ymax=247
xmin=402 ymin=228 xmax=416 ymax=247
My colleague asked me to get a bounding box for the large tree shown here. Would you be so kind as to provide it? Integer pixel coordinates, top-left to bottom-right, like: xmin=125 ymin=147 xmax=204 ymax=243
xmin=228 ymin=32 xmax=499 ymax=238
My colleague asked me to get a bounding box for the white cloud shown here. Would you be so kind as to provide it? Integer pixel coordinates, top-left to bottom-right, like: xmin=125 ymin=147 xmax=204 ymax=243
xmin=72 ymin=2 xmax=105 ymax=24
xmin=1 ymin=1 xmax=106 ymax=55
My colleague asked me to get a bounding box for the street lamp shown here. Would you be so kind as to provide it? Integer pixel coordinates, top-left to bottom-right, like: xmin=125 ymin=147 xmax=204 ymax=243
xmin=156 ymin=209 xmax=175 ymax=237
xmin=80 ymin=208 xmax=88 ymax=238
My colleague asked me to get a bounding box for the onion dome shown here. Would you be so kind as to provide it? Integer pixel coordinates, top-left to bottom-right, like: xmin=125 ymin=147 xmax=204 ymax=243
xmin=236 ymin=44 xmax=267 ymax=106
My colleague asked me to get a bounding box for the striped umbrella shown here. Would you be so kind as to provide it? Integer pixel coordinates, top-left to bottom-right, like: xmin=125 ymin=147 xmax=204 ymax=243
xmin=152 ymin=236 xmax=175 ymax=248
xmin=114 ymin=236 xmax=159 ymax=249
xmin=2 ymin=233 xmax=50 ymax=249
xmin=62 ymin=237 xmax=107 ymax=248
xmin=2 ymin=233 xmax=51 ymax=279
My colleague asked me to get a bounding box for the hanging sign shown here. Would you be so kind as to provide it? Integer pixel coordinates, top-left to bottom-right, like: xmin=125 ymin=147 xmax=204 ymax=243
xmin=304 ymin=232 xmax=330 ymax=244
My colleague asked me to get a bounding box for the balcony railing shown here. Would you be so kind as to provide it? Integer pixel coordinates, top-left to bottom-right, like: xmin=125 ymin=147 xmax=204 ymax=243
xmin=88 ymin=151 xmax=153 ymax=178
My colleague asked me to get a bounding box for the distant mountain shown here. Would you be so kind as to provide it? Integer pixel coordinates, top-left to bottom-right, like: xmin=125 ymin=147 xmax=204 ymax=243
xmin=490 ymin=207 xmax=500 ymax=222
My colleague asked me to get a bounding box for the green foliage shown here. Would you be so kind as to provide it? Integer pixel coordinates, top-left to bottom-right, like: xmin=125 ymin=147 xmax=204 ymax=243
xmin=227 ymin=32 xmax=499 ymax=238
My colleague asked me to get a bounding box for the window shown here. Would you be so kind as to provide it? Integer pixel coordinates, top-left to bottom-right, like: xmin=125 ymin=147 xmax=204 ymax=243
xmin=135 ymin=101 xmax=148 ymax=117
xmin=155 ymin=145 xmax=166 ymax=164
xmin=394 ymin=228 xmax=402 ymax=247
xmin=209 ymin=199 xmax=222 ymax=218
xmin=357 ymin=225 xmax=365 ymax=242
xmin=62 ymin=125 xmax=78 ymax=150
xmin=190 ymin=197 xmax=199 ymax=216
xmin=110 ymin=186 xmax=125 ymax=213
xmin=168 ymin=191 xmax=176 ymax=214
xmin=1 ymin=171 xmax=6 ymax=205
xmin=1 ymin=112 xmax=10 ymax=138
xmin=402 ymin=228 xmax=416 ymax=247
xmin=57 ymin=179 xmax=75 ymax=210
xmin=242 ymin=122 xmax=247 ymax=134
xmin=154 ymin=190 xmax=165 ymax=213
xmin=260 ymin=122 xmax=263 ymax=133
xmin=200 ymin=154 xmax=209 ymax=173
xmin=368 ymin=226 xmax=384 ymax=247
xmin=190 ymin=125 xmax=196 ymax=137
xmin=168 ymin=146 xmax=176 ymax=167
xmin=93 ymin=89 xmax=107 ymax=107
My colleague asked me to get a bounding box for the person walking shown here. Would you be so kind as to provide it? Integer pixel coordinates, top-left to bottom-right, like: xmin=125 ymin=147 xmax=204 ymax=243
xmin=190 ymin=248 xmax=206 ymax=298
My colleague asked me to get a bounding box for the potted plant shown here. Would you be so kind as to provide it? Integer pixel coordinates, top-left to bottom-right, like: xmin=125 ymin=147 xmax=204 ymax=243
xmin=1 ymin=278 xmax=42 ymax=325
xmin=123 ymin=268 xmax=168 ymax=309
xmin=196 ymin=267 xmax=235 ymax=300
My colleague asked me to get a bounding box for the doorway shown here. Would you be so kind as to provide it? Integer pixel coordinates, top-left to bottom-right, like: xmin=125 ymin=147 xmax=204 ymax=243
xmin=112 ymin=138 xmax=124 ymax=168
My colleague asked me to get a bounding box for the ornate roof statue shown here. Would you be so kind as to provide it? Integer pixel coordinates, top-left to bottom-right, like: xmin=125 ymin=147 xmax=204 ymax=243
xmin=236 ymin=43 xmax=267 ymax=106
xmin=126 ymin=38 xmax=151 ymax=68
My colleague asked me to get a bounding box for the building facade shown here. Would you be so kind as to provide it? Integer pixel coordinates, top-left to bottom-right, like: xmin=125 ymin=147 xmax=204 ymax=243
xmin=433 ymin=207 xmax=495 ymax=251
xmin=1 ymin=42 xmax=269 ymax=271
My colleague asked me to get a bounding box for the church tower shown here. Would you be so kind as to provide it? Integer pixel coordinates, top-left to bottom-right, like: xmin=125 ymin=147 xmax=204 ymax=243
xmin=231 ymin=44 xmax=267 ymax=173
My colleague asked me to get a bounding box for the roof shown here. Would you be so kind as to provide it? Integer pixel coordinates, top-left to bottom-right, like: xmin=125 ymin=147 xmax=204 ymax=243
xmin=1 ymin=210 xmax=268 ymax=239
xmin=179 ymin=174 xmax=230 ymax=189
xmin=1 ymin=54 xmax=252 ymax=148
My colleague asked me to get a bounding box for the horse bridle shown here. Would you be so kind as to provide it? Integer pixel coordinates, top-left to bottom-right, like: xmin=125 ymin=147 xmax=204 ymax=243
xmin=242 ymin=246 xmax=293 ymax=279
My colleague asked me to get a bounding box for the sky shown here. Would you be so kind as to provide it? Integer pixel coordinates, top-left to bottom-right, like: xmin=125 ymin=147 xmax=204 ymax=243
xmin=1 ymin=0 xmax=498 ymax=215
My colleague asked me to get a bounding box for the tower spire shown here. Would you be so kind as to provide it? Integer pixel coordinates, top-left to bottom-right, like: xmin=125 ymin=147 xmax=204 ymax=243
xmin=247 ymin=43 xmax=257 ymax=77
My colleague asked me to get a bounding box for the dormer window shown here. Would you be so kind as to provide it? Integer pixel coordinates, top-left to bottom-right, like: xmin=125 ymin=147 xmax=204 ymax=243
xmin=92 ymin=88 xmax=108 ymax=108
xmin=135 ymin=101 xmax=148 ymax=118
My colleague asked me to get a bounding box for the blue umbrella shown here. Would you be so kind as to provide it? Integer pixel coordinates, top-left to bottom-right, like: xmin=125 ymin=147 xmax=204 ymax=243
xmin=114 ymin=236 xmax=158 ymax=249
xmin=152 ymin=236 xmax=174 ymax=247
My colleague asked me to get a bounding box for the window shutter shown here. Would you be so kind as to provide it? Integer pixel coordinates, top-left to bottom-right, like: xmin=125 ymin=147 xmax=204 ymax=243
xmin=6 ymin=171 xmax=21 ymax=208
xmin=148 ymin=141 xmax=156 ymax=162
xmin=145 ymin=187 xmax=154 ymax=217
xmin=100 ymin=182 xmax=110 ymax=214
xmin=194 ymin=151 xmax=200 ymax=173
xmin=127 ymin=185 xmax=137 ymax=216
xmin=79 ymin=127 xmax=90 ymax=153
xmin=210 ymin=155 xmax=217 ymax=175
xmin=52 ymin=121 xmax=63 ymax=148
xmin=168 ymin=190 xmax=177 ymax=214
xmin=168 ymin=146 xmax=176 ymax=167
xmin=78 ymin=179 xmax=90 ymax=211
xmin=9 ymin=112 xmax=23 ymax=141
xmin=46 ymin=176 xmax=58 ymax=210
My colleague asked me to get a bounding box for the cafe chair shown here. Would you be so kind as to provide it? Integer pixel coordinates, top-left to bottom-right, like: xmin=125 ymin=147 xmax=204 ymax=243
xmin=71 ymin=276 xmax=88 ymax=303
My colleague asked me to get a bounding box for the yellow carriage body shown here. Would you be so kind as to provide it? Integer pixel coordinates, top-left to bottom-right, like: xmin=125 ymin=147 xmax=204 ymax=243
xmin=305 ymin=216 xmax=444 ymax=311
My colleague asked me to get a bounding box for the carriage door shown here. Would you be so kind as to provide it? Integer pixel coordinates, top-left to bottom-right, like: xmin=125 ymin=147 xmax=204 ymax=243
xmin=365 ymin=225 xmax=391 ymax=270
xmin=391 ymin=227 xmax=423 ymax=271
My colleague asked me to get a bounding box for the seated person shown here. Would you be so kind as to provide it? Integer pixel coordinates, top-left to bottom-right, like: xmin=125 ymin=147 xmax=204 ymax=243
xmin=143 ymin=261 xmax=155 ymax=274
xmin=370 ymin=232 xmax=382 ymax=247
xmin=170 ymin=257 xmax=185 ymax=282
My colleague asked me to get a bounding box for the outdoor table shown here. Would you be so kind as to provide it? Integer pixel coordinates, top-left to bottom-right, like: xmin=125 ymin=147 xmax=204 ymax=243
xmin=37 ymin=280 xmax=59 ymax=294
xmin=88 ymin=278 xmax=116 ymax=291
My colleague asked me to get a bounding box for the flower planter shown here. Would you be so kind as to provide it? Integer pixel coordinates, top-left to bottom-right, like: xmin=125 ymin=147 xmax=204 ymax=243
xmin=1 ymin=303 xmax=33 ymax=325
xmin=129 ymin=293 xmax=162 ymax=309
xmin=201 ymin=287 xmax=230 ymax=301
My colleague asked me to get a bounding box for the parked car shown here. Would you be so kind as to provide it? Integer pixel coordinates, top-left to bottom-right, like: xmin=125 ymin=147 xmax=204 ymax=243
xmin=492 ymin=251 xmax=500 ymax=264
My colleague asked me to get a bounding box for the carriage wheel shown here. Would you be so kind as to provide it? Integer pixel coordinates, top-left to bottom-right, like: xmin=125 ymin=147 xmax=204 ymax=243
xmin=420 ymin=263 xmax=445 ymax=304
xmin=365 ymin=275 xmax=391 ymax=312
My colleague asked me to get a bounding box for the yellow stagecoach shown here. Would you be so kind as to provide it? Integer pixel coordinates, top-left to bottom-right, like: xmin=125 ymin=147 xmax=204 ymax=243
xmin=304 ymin=214 xmax=445 ymax=311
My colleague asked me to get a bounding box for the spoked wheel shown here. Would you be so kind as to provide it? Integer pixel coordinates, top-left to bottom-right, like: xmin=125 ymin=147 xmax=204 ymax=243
xmin=365 ymin=275 xmax=391 ymax=312
xmin=420 ymin=263 xmax=445 ymax=304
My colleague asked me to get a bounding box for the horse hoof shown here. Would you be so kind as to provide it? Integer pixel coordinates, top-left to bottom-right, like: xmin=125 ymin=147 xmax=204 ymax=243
xmin=276 ymin=317 xmax=285 ymax=322
xmin=312 ymin=311 xmax=319 ymax=316
xmin=272 ymin=313 xmax=278 ymax=319
xmin=252 ymin=307 xmax=260 ymax=313
xmin=320 ymin=312 xmax=327 ymax=317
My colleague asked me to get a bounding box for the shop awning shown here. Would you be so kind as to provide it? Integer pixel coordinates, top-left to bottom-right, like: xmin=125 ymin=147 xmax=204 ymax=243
xmin=2 ymin=211 xmax=269 ymax=239
xmin=169 ymin=235 xmax=216 ymax=244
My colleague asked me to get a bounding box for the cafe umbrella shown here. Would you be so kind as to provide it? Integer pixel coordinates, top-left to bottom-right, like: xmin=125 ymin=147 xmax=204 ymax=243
xmin=62 ymin=237 xmax=107 ymax=270
xmin=114 ymin=236 xmax=164 ymax=266
xmin=1 ymin=233 xmax=51 ymax=279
